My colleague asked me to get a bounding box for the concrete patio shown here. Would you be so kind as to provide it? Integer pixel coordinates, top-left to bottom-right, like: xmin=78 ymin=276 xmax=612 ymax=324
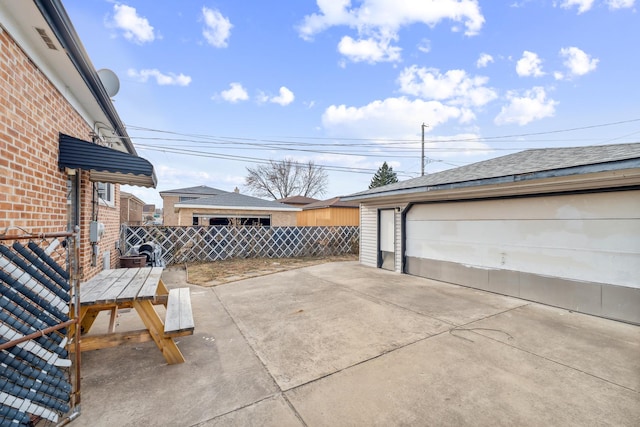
xmin=73 ymin=262 xmax=639 ymax=426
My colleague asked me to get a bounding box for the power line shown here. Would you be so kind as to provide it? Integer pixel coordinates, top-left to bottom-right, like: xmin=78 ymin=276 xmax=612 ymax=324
xmin=127 ymin=136 xmax=614 ymax=153
xmin=134 ymin=144 xmax=418 ymax=177
xmin=125 ymin=117 xmax=640 ymax=145
xmin=120 ymin=117 xmax=640 ymax=178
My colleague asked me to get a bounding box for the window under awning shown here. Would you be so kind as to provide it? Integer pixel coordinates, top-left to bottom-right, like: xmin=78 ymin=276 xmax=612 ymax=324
xmin=58 ymin=133 xmax=157 ymax=188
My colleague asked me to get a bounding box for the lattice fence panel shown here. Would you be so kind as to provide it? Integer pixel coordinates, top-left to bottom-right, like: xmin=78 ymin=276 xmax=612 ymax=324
xmin=121 ymin=225 xmax=359 ymax=266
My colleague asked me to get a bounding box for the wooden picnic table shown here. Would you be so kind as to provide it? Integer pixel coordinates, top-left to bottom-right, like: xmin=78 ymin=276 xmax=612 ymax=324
xmin=75 ymin=267 xmax=193 ymax=365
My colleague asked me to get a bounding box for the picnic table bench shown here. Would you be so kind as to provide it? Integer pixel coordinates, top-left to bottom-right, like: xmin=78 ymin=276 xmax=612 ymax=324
xmin=76 ymin=267 xmax=194 ymax=364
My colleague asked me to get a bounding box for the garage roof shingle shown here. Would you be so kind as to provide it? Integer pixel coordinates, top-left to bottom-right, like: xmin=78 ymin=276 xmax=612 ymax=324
xmin=345 ymin=142 xmax=640 ymax=199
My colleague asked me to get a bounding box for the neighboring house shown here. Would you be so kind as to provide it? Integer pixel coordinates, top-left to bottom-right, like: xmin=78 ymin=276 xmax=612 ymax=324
xmin=277 ymin=195 xmax=320 ymax=208
xmin=343 ymin=143 xmax=640 ymax=324
xmin=162 ymin=186 xmax=300 ymax=226
xmin=120 ymin=191 xmax=145 ymax=226
xmin=297 ymin=197 xmax=360 ymax=226
xmin=0 ymin=1 xmax=156 ymax=279
xmin=142 ymin=204 xmax=156 ymax=224
xmin=160 ymin=185 xmax=228 ymax=226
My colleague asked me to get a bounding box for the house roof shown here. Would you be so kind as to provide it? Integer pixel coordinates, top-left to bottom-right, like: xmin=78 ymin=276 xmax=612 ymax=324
xmin=175 ymin=192 xmax=300 ymax=211
xmin=277 ymin=196 xmax=320 ymax=205
xmin=302 ymin=197 xmax=360 ymax=210
xmin=2 ymin=0 xmax=136 ymax=154
xmin=120 ymin=191 xmax=144 ymax=203
xmin=2 ymin=1 xmax=157 ymax=185
xmin=160 ymin=185 xmax=229 ymax=197
xmin=344 ymin=143 xmax=640 ymax=201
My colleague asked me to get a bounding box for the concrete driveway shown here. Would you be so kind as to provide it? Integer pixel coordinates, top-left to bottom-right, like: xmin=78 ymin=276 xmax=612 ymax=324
xmin=74 ymin=262 xmax=639 ymax=426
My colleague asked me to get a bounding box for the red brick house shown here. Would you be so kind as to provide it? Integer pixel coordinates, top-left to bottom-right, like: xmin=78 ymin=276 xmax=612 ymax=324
xmin=0 ymin=1 xmax=156 ymax=279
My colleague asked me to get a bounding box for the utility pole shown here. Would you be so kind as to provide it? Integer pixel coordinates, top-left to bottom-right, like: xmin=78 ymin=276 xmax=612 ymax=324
xmin=421 ymin=123 xmax=429 ymax=176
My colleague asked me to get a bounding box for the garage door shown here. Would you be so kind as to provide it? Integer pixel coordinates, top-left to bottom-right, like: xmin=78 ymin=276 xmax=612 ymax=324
xmin=404 ymin=190 xmax=640 ymax=323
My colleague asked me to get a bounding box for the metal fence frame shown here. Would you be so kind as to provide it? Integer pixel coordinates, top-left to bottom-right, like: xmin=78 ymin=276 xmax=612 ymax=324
xmin=120 ymin=225 xmax=359 ymax=266
xmin=0 ymin=229 xmax=81 ymax=426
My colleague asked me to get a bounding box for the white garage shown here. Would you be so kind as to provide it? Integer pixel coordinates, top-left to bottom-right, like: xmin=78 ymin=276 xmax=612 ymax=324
xmin=345 ymin=144 xmax=640 ymax=324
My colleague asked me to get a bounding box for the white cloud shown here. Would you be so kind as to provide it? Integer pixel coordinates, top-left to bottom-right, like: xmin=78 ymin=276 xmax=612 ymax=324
xmin=556 ymin=46 xmax=599 ymax=79
xmin=298 ymin=0 xmax=484 ymax=63
xmin=494 ymin=86 xmax=557 ymax=125
xmin=418 ymin=39 xmax=431 ymax=54
xmin=127 ymin=69 xmax=191 ymax=86
xmin=476 ymin=53 xmax=494 ymax=68
xmin=258 ymin=87 xmax=296 ymax=106
xmin=556 ymin=0 xmax=595 ymax=13
xmin=270 ymin=87 xmax=295 ymax=106
xmin=111 ymin=4 xmax=155 ymax=44
xmin=256 ymin=91 xmax=270 ymax=104
xmin=219 ymin=83 xmax=248 ymax=103
xmin=397 ymin=66 xmax=498 ymax=108
xmin=516 ymin=51 xmax=545 ymax=77
xmin=156 ymin=165 xmax=213 ymax=183
xmin=202 ymin=7 xmax=232 ymax=48
xmin=322 ymin=97 xmax=471 ymax=139
xmin=320 ymin=98 xmax=491 ymax=167
xmin=606 ymin=0 xmax=635 ymax=9
xmin=338 ymin=35 xmax=402 ymax=63
xmin=299 ymin=0 xmax=485 ymax=39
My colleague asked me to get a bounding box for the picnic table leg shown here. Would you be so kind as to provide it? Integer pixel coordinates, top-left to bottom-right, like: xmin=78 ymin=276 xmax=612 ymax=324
xmin=132 ymin=299 xmax=185 ymax=364
xmin=79 ymin=307 xmax=100 ymax=335
xmin=107 ymin=307 xmax=118 ymax=333
xmin=154 ymin=278 xmax=169 ymax=307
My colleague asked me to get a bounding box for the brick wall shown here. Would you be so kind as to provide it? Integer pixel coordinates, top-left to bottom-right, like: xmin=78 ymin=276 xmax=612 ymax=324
xmin=0 ymin=28 xmax=121 ymax=280
xmin=120 ymin=197 xmax=144 ymax=225
xmin=161 ymin=195 xmax=179 ymax=225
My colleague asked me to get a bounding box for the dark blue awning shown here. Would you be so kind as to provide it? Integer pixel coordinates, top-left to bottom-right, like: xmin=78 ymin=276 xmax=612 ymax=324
xmin=58 ymin=134 xmax=157 ymax=188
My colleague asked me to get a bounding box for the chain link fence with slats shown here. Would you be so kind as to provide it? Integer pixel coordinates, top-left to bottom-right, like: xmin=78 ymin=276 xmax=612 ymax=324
xmin=120 ymin=225 xmax=359 ymax=266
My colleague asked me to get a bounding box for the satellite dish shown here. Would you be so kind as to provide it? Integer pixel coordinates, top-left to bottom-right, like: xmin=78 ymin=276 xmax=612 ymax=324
xmin=98 ymin=68 xmax=120 ymax=97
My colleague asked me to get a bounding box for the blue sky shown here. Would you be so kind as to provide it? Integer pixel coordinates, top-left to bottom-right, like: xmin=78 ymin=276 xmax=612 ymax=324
xmin=64 ymin=0 xmax=640 ymax=206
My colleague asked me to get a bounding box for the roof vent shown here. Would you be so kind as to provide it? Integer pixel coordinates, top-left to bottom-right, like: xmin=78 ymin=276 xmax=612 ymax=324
xmin=35 ymin=27 xmax=57 ymax=50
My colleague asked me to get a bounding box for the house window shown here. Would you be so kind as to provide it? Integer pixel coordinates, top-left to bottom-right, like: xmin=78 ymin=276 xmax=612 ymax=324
xmin=97 ymin=182 xmax=114 ymax=206
xmin=208 ymin=216 xmax=271 ymax=226
xmin=192 ymin=216 xmax=199 ymax=226
xmin=208 ymin=217 xmax=227 ymax=226
xmin=180 ymin=196 xmax=199 ymax=202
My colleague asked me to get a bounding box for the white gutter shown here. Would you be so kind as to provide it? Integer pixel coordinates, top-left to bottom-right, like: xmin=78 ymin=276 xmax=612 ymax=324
xmin=350 ymin=168 xmax=640 ymax=205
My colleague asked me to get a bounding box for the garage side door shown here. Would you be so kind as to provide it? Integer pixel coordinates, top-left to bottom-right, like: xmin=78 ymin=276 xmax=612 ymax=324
xmin=379 ymin=209 xmax=395 ymax=271
xmin=404 ymin=190 xmax=640 ymax=323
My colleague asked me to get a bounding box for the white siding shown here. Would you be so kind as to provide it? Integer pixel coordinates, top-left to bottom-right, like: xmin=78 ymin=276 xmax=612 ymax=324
xmin=406 ymin=190 xmax=640 ymax=288
xmin=360 ymin=204 xmax=378 ymax=267
xmin=359 ymin=203 xmax=407 ymax=271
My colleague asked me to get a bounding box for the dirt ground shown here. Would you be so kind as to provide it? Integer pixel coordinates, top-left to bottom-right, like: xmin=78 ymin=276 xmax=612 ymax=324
xmin=186 ymin=254 xmax=358 ymax=286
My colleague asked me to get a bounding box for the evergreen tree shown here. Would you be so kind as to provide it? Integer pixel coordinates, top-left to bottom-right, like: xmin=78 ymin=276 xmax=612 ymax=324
xmin=369 ymin=162 xmax=398 ymax=189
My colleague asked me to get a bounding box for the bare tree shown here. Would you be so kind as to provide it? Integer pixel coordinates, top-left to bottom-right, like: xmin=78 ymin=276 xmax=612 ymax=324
xmin=298 ymin=160 xmax=329 ymax=198
xmin=245 ymin=158 xmax=328 ymax=199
